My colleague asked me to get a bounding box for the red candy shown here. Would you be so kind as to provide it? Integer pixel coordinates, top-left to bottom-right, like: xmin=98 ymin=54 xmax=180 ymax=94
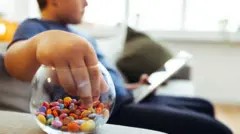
xmin=93 ymin=101 xmax=100 ymax=107
xmin=42 ymin=102 xmax=50 ymax=109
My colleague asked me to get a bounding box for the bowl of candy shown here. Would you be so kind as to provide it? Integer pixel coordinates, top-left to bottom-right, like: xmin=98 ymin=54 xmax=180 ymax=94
xmin=29 ymin=63 xmax=116 ymax=134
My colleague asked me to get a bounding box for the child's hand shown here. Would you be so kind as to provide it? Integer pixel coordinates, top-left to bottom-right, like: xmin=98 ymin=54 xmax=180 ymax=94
xmin=34 ymin=30 xmax=107 ymax=107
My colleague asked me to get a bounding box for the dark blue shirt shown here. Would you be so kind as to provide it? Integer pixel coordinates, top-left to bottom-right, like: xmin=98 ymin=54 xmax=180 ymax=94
xmin=9 ymin=19 xmax=132 ymax=113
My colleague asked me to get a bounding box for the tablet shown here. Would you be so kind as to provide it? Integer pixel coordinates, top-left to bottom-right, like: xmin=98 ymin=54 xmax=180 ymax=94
xmin=132 ymin=50 xmax=193 ymax=103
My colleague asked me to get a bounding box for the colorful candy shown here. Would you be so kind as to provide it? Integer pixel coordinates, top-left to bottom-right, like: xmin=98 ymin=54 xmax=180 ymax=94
xmin=36 ymin=96 xmax=109 ymax=133
xmin=47 ymin=118 xmax=54 ymax=125
xmin=47 ymin=114 xmax=54 ymax=119
xmin=64 ymin=97 xmax=72 ymax=103
xmin=80 ymin=120 xmax=96 ymax=132
xmin=37 ymin=114 xmax=46 ymax=125
xmin=53 ymin=110 xmax=59 ymax=117
xmin=59 ymin=104 xmax=64 ymax=109
xmin=52 ymin=120 xmax=63 ymax=128
xmin=46 ymin=109 xmax=52 ymax=115
xmin=74 ymin=120 xmax=85 ymax=125
xmin=59 ymin=113 xmax=68 ymax=120
xmin=39 ymin=106 xmax=47 ymax=113
xmin=68 ymin=122 xmax=79 ymax=132
xmin=42 ymin=102 xmax=50 ymax=109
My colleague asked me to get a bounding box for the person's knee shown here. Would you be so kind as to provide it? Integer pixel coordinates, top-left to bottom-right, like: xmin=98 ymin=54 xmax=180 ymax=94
xmin=195 ymin=98 xmax=215 ymax=116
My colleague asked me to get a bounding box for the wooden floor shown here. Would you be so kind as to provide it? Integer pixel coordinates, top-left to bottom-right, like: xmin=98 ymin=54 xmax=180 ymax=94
xmin=215 ymin=104 xmax=240 ymax=134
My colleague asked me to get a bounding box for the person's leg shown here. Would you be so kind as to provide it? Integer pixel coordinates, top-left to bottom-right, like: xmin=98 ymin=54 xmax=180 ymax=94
xmin=108 ymin=103 xmax=232 ymax=134
xmin=141 ymin=94 xmax=215 ymax=117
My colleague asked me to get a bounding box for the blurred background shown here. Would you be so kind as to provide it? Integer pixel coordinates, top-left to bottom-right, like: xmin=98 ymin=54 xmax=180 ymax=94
xmin=0 ymin=0 xmax=240 ymax=133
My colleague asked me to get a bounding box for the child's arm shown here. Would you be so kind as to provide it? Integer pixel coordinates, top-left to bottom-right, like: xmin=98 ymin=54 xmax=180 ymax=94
xmin=4 ymin=30 xmax=106 ymax=107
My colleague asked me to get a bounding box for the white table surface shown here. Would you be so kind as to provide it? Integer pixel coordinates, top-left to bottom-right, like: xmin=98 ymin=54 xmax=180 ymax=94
xmin=0 ymin=111 xmax=166 ymax=134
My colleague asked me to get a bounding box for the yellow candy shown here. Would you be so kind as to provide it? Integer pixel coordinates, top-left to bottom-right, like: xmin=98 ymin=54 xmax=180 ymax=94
xmin=64 ymin=97 xmax=72 ymax=103
xmin=80 ymin=120 xmax=96 ymax=132
xmin=80 ymin=110 xmax=91 ymax=118
xmin=37 ymin=114 xmax=46 ymax=125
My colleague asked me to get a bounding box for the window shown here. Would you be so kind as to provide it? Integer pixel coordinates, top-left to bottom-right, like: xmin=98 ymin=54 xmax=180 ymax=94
xmin=83 ymin=0 xmax=127 ymax=26
xmin=128 ymin=0 xmax=183 ymax=31
xmin=185 ymin=0 xmax=240 ymax=32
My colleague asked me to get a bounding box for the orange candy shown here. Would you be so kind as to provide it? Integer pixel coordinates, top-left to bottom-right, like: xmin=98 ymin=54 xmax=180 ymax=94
xmin=53 ymin=110 xmax=58 ymax=117
xmin=69 ymin=113 xmax=78 ymax=120
xmin=64 ymin=102 xmax=70 ymax=107
xmin=46 ymin=109 xmax=52 ymax=115
xmin=98 ymin=103 xmax=104 ymax=109
xmin=95 ymin=108 xmax=102 ymax=114
xmin=93 ymin=101 xmax=100 ymax=107
xmin=67 ymin=122 xmax=79 ymax=132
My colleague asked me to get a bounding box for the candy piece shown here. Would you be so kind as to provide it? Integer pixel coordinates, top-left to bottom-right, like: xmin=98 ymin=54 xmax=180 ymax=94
xmin=39 ymin=106 xmax=47 ymax=113
xmin=103 ymin=109 xmax=110 ymax=119
xmin=80 ymin=110 xmax=91 ymax=118
xmin=93 ymin=101 xmax=100 ymax=107
xmin=98 ymin=103 xmax=104 ymax=109
xmin=59 ymin=113 xmax=68 ymax=120
xmin=88 ymin=107 xmax=95 ymax=113
xmin=42 ymin=102 xmax=50 ymax=109
xmin=46 ymin=114 xmax=54 ymax=119
xmin=69 ymin=103 xmax=75 ymax=109
xmin=52 ymin=120 xmax=63 ymax=128
xmin=46 ymin=109 xmax=52 ymax=115
xmin=75 ymin=109 xmax=81 ymax=115
xmin=37 ymin=114 xmax=46 ymax=125
xmin=60 ymin=126 xmax=68 ymax=131
xmin=64 ymin=102 xmax=70 ymax=107
xmin=51 ymin=106 xmax=60 ymax=110
xmin=80 ymin=120 xmax=96 ymax=132
xmin=95 ymin=108 xmax=102 ymax=114
xmin=72 ymin=99 xmax=77 ymax=103
xmin=69 ymin=108 xmax=76 ymax=113
xmin=59 ymin=104 xmax=64 ymax=109
xmin=50 ymin=102 xmax=60 ymax=107
xmin=63 ymin=117 xmax=73 ymax=125
xmin=47 ymin=118 xmax=54 ymax=126
xmin=88 ymin=114 xmax=97 ymax=119
xmin=35 ymin=112 xmax=46 ymax=116
xmin=56 ymin=109 xmax=62 ymax=115
xmin=53 ymin=110 xmax=59 ymax=117
xmin=69 ymin=116 xmax=75 ymax=121
xmin=67 ymin=122 xmax=79 ymax=132
xmin=55 ymin=117 xmax=60 ymax=121
xmin=58 ymin=99 xmax=63 ymax=104
xmin=74 ymin=120 xmax=85 ymax=125
xmin=64 ymin=97 xmax=72 ymax=103
xmin=69 ymin=113 xmax=78 ymax=120
xmin=62 ymin=109 xmax=70 ymax=114
xmin=82 ymin=117 xmax=90 ymax=121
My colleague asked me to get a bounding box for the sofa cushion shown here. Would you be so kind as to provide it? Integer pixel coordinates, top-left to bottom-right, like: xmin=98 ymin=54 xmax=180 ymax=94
xmin=0 ymin=53 xmax=31 ymax=113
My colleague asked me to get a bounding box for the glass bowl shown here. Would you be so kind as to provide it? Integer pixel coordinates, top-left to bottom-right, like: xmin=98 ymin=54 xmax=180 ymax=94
xmin=29 ymin=63 xmax=116 ymax=134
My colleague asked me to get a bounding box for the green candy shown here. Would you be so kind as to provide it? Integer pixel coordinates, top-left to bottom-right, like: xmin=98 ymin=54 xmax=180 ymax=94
xmin=47 ymin=118 xmax=54 ymax=126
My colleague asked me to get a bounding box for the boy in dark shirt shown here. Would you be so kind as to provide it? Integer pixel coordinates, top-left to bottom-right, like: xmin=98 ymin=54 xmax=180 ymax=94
xmin=4 ymin=0 xmax=232 ymax=134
